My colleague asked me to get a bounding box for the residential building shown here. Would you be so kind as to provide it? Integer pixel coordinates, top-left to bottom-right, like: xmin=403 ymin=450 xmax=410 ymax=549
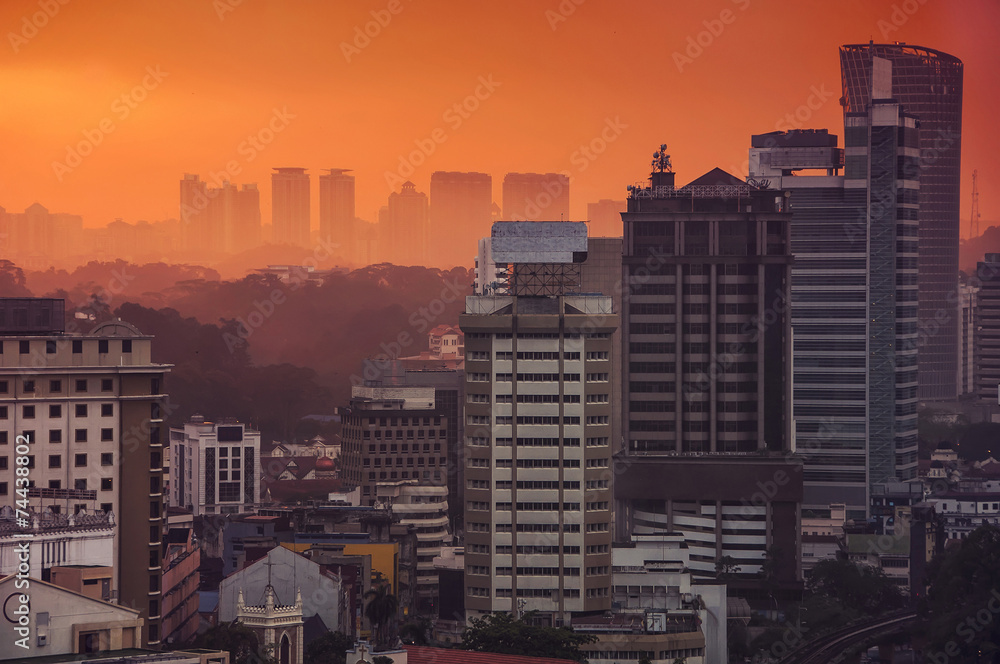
xmin=0 ymin=510 xmax=115 ymax=582
xmin=0 ymin=203 xmax=83 ymax=269
xmin=841 ymin=42 xmax=964 ymax=401
xmin=319 ymin=169 xmax=355 ymax=258
xmin=615 ymin=159 xmax=803 ymax=592
xmin=381 ymin=181 xmax=429 ymax=265
xmin=49 ymin=565 xmax=115 ymax=601
xmin=169 ymin=415 xmax=261 ymax=518
xmin=502 ymin=172 xmax=570 ymax=221
xmin=178 ymin=175 xmax=261 ymax=255
xmin=272 ymin=167 xmax=311 ymax=247
xmin=459 ymin=220 xmax=618 ymax=625
xmin=430 ymin=171 xmax=492 ymax=268
xmin=0 ymin=299 xmax=170 ymax=644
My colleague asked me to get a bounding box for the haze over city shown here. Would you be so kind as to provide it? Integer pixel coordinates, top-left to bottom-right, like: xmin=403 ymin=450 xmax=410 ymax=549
xmin=2 ymin=0 xmax=999 ymax=268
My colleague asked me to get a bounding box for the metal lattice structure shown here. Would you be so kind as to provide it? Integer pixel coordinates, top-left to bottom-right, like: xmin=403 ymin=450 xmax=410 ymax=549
xmin=629 ymin=184 xmax=755 ymax=199
xmin=495 ymin=262 xmax=582 ymax=296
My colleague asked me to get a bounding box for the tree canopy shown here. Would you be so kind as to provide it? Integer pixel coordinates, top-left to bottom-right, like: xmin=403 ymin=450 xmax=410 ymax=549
xmin=920 ymin=525 xmax=1000 ymax=660
xmin=191 ymin=621 xmax=275 ymax=664
xmin=807 ymin=558 xmax=905 ymax=618
xmin=304 ymin=630 xmax=354 ymax=664
xmin=461 ymin=612 xmax=596 ymax=662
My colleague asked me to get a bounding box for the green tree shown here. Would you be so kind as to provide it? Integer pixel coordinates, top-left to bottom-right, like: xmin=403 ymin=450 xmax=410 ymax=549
xmin=715 ymin=555 xmax=742 ymax=581
xmin=807 ymin=558 xmax=905 ymax=617
xmin=461 ymin=611 xmax=596 ymax=662
xmin=364 ymin=581 xmax=399 ymax=650
xmin=304 ymin=630 xmax=354 ymax=664
xmin=192 ymin=622 xmax=275 ymax=664
xmin=399 ymin=617 xmax=431 ymax=646
xmin=373 ymin=657 xmax=394 ymax=664
xmin=921 ymin=525 xmax=1000 ymax=661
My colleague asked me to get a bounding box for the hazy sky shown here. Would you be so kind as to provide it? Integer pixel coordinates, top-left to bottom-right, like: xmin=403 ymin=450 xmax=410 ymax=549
xmin=1 ymin=0 xmax=997 ymax=236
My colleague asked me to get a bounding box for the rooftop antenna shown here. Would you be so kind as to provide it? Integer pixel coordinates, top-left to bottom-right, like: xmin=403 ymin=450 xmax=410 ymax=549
xmin=652 ymin=144 xmax=672 ymax=173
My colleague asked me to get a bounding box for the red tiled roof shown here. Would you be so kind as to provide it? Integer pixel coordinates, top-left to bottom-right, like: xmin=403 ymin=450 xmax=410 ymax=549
xmin=403 ymin=646 xmax=576 ymax=664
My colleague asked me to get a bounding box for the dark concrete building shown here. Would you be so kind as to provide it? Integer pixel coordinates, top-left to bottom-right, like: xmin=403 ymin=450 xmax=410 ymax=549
xmin=615 ymin=160 xmax=802 ymax=590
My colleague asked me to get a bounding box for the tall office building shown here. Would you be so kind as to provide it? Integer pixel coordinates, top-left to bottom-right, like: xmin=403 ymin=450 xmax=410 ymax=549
xmin=502 ymin=173 xmax=570 ymax=221
xmin=381 ymin=181 xmax=429 ymax=265
xmin=615 ymin=160 xmax=802 ymax=588
xmin=460 ymin=222 xmax=617 ymax=625
xmin=958 ymin=276 xmax=978 ymax=396
xmin=0 ymin=299 xmax=170 ymax=645
xmin=234 ymin=184 xmax=262 ymax=253
xmin=272 ymin=167 xmax=311 ymax=247
xmin=319 ymin=169 xmax=355 ymax=258
xmin=430 ymin=171 xmax=492 ymax=268
xmin=749 ymin=119 xmax=919 ymax=516
xmin=841 ymin=43 xmax=963 ymax=400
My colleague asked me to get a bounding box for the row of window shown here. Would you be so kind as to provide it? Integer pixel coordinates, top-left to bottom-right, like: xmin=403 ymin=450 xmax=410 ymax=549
xmin=0 ymin=378 xmax=116 ymax=394
xmin=1 ymin=403 xmax=115 ymax=419
xmin=0 ymin=428 xmax=114 ymax=444
xmin=1 ymin=339 xmax=133 ymax=355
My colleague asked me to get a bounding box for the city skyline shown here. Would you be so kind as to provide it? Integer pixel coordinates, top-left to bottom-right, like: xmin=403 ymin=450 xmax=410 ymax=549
xmin=1 ymin=0 xmax=998 ymax=244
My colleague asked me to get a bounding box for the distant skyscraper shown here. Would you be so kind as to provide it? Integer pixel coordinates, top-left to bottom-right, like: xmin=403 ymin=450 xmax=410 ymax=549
xmin=179 ymin=175 xmax=261 ymax=255
xmin=430 ymin=171 xmax=492 ymax=268
xmin=586 ymin=199 xmax=626 ymax=237
xmin=841 ymin=43 xmax=964 ymax=401
xmin=0 ymin=202 xmax=83 ymax=268
xmin=381 ymin=181 xmax=429 ymax=265
xmin=502 ymin=172 xmax=569 ymax=221
xmin=272 ymin=167 xmax=311 ymax=247
xmin=318 ymin=169 xmax=355 ymax=259
xmin=234 ymin=183 xmax=262 ymax=253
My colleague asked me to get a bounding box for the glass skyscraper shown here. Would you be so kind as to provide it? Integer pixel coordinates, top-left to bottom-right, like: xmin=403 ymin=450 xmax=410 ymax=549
xmin=841 ymin=43 xmax=963 ymax=401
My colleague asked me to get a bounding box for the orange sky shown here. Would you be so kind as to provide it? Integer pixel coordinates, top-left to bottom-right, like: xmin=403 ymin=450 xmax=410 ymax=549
xmin=1 ymin=0 xmax=998 ymax=239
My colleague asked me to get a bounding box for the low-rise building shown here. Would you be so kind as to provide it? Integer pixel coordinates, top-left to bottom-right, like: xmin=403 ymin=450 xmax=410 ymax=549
xmin=162 ymin=528 xmax=201 ymax=646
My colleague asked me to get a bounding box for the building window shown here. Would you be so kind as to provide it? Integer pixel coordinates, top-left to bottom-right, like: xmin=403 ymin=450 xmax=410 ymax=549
xmin=75 ymin=404 xmax=88 ymax=417
xmin=49 ymin=404 xmax=61 ymax=418
xmin=101 ymin=379 xmax=113 ymax=392
xmin=0 ymin=432 xmax=7 ymax=445
xmin=101 ymin=478 xmax=113 ymax=491
xmin=74 ymin=479 xmax=87 ymax=491
xmin=0 ymin=406 xmax=6 ymax=419
xmin=75 ymin=429 xmax=88 ymax=443
xmin=101 ymin=453 xmax=113 ymax=466
xmin=23 ymin=405 xmax=35 ymax=419
xmin=23 ymin=380 xmax=34 ymax=393
xmin=49 ymin=430 xmax=62 ymax=444
xmin=122 ymin=340 xmax=132 ymax=353
xmin=0 ymin=381 xmax=7 ymax=394
xmin=46 ymin=340 xmax=57 ymax=354
xmin=19 ymin=340 xmax=30 ymax=354
xmin=72 ymin=340 xmax=83 ymax=354
xmin=101 ymin=404 xmax=113 ymax=417
xmin=101 ymin=429 xmax=113 ymax=442
xmin=0 ymin=457 xmax=6 ymax=470
xmin=75 ymin=454 xmax=87 ymax=467
xmin=49 ymin=380 xmax=61 ymax=392
xmin=76 ymin=379 xmax=87 ymax=392
xmin=98 ymin=340 xmax=109 ymax=354
xmin=48 ymin=455 xmax=61 ymax=468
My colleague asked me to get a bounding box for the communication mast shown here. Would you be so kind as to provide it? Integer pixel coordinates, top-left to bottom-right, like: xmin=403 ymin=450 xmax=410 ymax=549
xmin=972 ymin=169 xmax=981 ymax=238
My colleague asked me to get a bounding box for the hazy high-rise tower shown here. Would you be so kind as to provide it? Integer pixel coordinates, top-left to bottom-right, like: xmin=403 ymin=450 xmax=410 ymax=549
xmin=840 ymin=43 xmax=963 ymax=400
xmin=502 ymin=172 xmax=570 ymax=221
xmin=430 ymin=171 xmax=492 ymax=268
xmin=381 ymin=181 xmax=429 ymax=265
xmin=318 ymin=169 xmax=355 ymax=259
xmin=271 ymin=167 xmax=311 ymax=247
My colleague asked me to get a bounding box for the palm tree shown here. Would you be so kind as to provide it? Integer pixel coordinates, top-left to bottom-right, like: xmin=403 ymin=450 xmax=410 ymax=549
xmin=364 ymin=582 xmax=399 ymax=650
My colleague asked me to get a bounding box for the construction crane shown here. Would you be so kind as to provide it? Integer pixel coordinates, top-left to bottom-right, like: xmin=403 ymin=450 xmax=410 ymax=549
xmin=972 ymin=169 xmax=981 ymax=238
